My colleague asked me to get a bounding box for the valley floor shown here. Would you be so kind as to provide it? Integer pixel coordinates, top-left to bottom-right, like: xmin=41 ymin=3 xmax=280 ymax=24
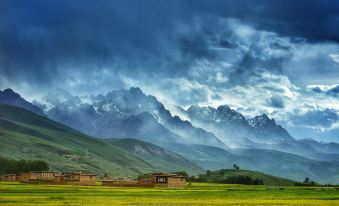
xmin=0 ymin=182 xmax=338 ymax=206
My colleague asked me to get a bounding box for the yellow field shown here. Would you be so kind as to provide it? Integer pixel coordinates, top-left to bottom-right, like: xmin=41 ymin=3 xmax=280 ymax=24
xmin=0 ymin=182 xmax=338 ymax=206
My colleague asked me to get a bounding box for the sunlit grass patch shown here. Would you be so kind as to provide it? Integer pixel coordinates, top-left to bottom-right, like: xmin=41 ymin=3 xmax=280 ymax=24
xmin=0 ymin=182 xmax=338 ymax=206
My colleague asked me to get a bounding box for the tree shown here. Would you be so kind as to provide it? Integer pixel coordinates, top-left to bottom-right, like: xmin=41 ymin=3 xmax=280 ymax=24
xmin=304 ymin=177 xmax=310 ymax=184
xmin=233 ymin=164 xmax=240 ymax=171
xmin=206 ymin=170 xmax=211 ymax=176
xmin=0 ymin=156 xmax=49 ymax=175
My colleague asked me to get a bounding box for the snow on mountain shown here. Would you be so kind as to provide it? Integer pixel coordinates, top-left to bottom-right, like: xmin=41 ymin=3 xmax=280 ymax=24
xmin=187 ymin=106 xmax=217 ymax=122
xmin=186 ymin=105 xmax=293 ymax=146
xmin=215 ymin=105 xmax=248 ymax=124
xmin=248 ymin=114 xmax=293 ymax=143
xmin=3 ymin=87 xmax=339 ymax=164
xmin=248 ymin=114 xmax=273 ymax=128
xmin=34 ymin=87 xmax=225 ymax=148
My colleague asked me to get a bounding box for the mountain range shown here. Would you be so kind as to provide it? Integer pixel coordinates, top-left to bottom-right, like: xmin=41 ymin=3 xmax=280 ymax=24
xmin=33 ymin=87 xmax=224 ymax=148
xmin=0 ymin=103 xmax=202 ymax=177
xmin=1 ymin=87 xmax=339 ymax=183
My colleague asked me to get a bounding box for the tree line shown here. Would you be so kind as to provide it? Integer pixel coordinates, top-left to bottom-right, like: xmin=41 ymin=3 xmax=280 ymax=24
xmin=188 ymin=168 xmax=264 ymax=185
xmin=219 ymin=175 xmax=264 ymax=185
xmin=0 ymin=156 xmax=49 ymax=175
xmin=294 ymin=177 xmax=317 ymax=186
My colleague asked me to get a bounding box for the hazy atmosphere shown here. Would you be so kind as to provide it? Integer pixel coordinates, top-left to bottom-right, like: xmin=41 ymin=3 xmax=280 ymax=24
xmin=2 ymin=1 xmax=339 ymax=205
xmin=1 ymin=0 xmax=339 ymax=143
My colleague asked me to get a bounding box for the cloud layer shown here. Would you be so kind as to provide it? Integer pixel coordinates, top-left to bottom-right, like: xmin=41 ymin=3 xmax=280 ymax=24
xmin=0 ymin=0 xmax=339 ymax=142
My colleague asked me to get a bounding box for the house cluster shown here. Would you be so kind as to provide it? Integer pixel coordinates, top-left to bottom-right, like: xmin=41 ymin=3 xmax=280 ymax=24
xmin=1 ymin=171 xmax=96 ymax=186
xmin=1 ymin=172 xmax=187 ymax=188
xmin=102 ymin=173 xmax=187 ymax=188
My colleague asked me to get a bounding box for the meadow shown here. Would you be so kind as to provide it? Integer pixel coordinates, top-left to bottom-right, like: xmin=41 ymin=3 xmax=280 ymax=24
xmin=0 ymin=182 xmax=338 ymax=206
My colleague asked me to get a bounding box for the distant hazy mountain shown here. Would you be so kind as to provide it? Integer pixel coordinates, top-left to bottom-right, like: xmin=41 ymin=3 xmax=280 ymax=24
xmin=185 ymin=105 xmax=339 ymax=159
xmin=186 ymin=105 xmax=253 ymax=146
xmin=0 ymin=88 xmax=45 ymax=116
xmin=298 ymin=139 xmax=339 ymax=155
xmin=186 ymin=105 xmax=293 ymax=146
xmin=166 ymin=143 xmax=339 ymax=184
xmin=248 ymin=114 xmax=293 ymax=142
xmin=34 ymin=87 xmax=224 ymax=148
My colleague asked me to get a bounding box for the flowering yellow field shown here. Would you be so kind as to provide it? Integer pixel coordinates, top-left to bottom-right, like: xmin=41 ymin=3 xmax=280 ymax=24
xmin=0 ymin=182 xmax=338 ymax=206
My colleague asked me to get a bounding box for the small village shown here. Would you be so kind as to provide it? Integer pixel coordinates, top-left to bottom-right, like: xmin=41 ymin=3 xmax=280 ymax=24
xmin=0 ymin=171 xmax=187 ymax=188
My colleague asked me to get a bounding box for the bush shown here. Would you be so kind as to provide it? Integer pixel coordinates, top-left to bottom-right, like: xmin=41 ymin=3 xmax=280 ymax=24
xmin=217 ymin=176 xmax=264 ymax=185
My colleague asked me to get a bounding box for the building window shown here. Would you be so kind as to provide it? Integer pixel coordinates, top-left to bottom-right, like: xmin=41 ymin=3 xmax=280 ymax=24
xmin=157 ymin=177 xmax=166 ymax=183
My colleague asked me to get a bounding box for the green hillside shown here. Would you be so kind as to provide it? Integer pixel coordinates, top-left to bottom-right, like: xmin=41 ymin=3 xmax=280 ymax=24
xmin=106 ymin=138 xmax=202 ymax=174
xmin=193 ymin=169 xmax=296 ymax=186
xmin=0 ymin=103 xmax=201 ymax=177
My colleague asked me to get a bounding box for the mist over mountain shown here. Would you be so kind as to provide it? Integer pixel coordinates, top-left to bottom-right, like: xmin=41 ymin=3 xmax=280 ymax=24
xmin=185 ymin=105 xmax=293 ymax=146
xmin=1 ymin=87 xmax=339 ymax=183
xmin=1 ymin=86 xmax=337 ymax=158
xmin=33 ymin=87 xmax=224 ymax=148
xmin=31 ymin=87 xmax=339 ymax=158
xmin=184 ymin=105 xmax=339 ymax=157
xmin=0 ymin=103 xmax=203 ymax=177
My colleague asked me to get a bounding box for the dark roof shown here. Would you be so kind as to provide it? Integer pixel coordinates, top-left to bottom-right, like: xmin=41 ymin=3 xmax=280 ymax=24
xmin=147 ymin=173 xmax=185 ymax=178
xmin=63 ymin=172 xmax=96 ymax=176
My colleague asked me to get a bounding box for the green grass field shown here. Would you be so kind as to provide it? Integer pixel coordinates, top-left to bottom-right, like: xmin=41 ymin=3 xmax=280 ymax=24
xmin=0 ymin=182 xmax=338 ymax=206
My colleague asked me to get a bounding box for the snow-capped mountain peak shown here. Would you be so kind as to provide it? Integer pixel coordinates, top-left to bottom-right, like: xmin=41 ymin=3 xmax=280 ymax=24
xmin=248 ymin=114 xmax=276 ymax=128
xmin=186 ymin=105 xmax=217 ymax=121
xmin=215 ymin=105 xmax=247 ymax=123
xmin=33 ymin=87 xmax=225 ymax=148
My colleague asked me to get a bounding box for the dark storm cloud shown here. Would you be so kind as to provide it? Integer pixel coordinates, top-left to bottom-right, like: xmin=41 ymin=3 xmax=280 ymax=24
xmin=1 ymin=0 xmax=339 ymax=89
xmin=290 ymin=109 xmax=338 ymax=128
xmin=0 ymin=0 xmax=187 ymax=84
xmin=311 ymin=87 xmax=323 ymax=93
xmin=326 ymin=86 xmax=339 ymax=97
xmin=309 ymin=85 xmax=339 ymax=98
xmin=268 ymin=96 xmax=285 ymax=108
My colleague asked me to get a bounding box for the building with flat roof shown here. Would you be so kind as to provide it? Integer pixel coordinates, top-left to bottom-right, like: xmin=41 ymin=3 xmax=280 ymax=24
xmin=17 ymin=171 xmax=96 ymax=186
xmin=140 ymin=173 xmax=187 ymax=188
xmin=0 ymin=174 xmax=17 ymax=182
xmin=103 ymin=173 xmax=187 ymax=188
xmin=63 ymin=172 xmax=96 ymax=185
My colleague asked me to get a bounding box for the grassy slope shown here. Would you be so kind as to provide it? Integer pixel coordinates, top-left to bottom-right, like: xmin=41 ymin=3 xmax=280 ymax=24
xmin=231 ymin=148 xmax=339 ymax=184
xmin=167 ymin=144 xmax=339 ymax=184
xmin=106 ymin=138 xmax=203 ymax=174
xmin=195 ymin=169 xmax=296 ymax=186
xmin=0 ymin=104 xmax=199 ymax=177
xmin=0 ymin=182 xmax=338 ymax=206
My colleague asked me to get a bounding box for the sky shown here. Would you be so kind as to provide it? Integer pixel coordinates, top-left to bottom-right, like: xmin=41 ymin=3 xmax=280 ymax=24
xmin=0 ymin=0 xmax=339 ymax=142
